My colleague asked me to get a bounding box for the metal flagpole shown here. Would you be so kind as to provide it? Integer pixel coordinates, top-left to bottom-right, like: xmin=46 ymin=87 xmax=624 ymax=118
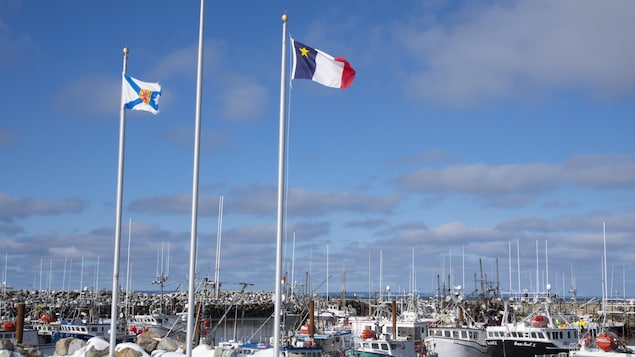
xmin=274 ymin=13 xmax=289 ymax=357
xmin=109 ymin=46 xmax=129 ymax=357
xmin=186 ymin=0 xmax=205 ymax=354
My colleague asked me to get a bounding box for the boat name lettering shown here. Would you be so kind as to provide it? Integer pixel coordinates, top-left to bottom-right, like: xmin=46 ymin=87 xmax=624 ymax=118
xmin=513 ymin=341 xmax=535 ymax=347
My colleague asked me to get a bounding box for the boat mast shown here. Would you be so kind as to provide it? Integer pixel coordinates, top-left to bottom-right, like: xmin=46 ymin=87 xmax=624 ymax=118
xmin=214 ymin=195 xmax=224 ymax=299
xmin=602 ymin=222 xmax=608 ymax=316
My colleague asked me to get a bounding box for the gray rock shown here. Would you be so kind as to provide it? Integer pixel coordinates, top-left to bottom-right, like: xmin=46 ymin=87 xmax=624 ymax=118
xmin=155 ymin=338 xmax=181 ymax=353
xmin=54 ymin=337 xmax=74 ymax=356
xmin=115 ymin=346 xmax=143 ymax=357
xmin=67 ymin=339 xmax=87 ymax=356
xmin=135 ymin=331 xmax=160 ymax=353
xmin=84 ymin=341 xmax=109 ymax=357
xmin=0 ymin=339 xmax=15 ymax=352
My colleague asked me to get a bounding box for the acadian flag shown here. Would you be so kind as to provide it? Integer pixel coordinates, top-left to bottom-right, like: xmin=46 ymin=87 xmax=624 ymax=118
xmin=291 ymin=38 xmax=356 ymax=89
xmin=122 ymin=74 xmax=162 ymax=114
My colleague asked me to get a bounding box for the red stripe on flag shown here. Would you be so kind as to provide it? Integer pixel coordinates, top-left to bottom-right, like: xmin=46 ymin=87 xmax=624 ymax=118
xmin=335 ymin=57 xmax=356 ymax=89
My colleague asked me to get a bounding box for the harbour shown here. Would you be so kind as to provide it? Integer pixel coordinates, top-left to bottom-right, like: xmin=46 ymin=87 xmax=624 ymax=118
xmin=3 ymin=286 xmax=635 ymax=356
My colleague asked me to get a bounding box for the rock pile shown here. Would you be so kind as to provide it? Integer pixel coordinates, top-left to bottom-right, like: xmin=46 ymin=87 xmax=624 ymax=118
xmin=0 ymin=331 xmax=224 ymax=357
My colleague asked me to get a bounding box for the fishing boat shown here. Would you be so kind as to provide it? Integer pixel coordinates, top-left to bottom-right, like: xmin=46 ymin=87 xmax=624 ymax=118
xmin=128 ymin=311 xmax=187 ymax=340
xmin=485 ymin=298 xmax=580 ymax=357
xmin=426 ymin=324 xmax=491 ymax=357
xmin=291 ymin=324 xmax=354 ymax=356
xmin=571 ymin=330 xmax=635 ymax=356
xmin=51 ymin=320 xmax=112 ymax=342
xmin=0 ymin=323 xmax=56 ymax=356
xmin=424 ymin=286 xmax=493 ymax=357
xmin=348 ymin=319 xmax=418 ymax=357
xmin=346 ymin=298 xmax=433 ymax=357
xmin=231 ymin=327 xmax=354 ymax=357
xmin=348 ymin=297 xmax=433 ymax=353
xmin=570 ymin=224 xmax=635 ymax=357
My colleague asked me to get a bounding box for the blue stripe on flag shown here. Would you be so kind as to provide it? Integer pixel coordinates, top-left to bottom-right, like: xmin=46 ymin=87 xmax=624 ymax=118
xmin=293 ymin=40 xmax=318 ymax=80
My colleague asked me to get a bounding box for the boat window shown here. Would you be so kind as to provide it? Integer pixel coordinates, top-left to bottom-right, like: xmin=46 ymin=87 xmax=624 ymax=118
xmin=414 ymin=328 xmax=422 ymax=340
xmin=382 ymin=344 xmax=389 ymax=351
xmin=452 ymin=331 xmax=459 ymax=338
xmin=372 ymin=343 xmax=379 ymax=349
xmin=531 ymin=332 xmax=538 ymax=338
xmin=538 ymin=332 xmax=545 ymax=339
xmin=444 ymin=331 xmax=450 ymax=337
xmin=461 ymin=331 xmax=467 ymax=339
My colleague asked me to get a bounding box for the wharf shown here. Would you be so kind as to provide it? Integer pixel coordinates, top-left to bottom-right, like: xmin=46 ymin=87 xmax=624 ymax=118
xmin=1 ymin=289 xmax=633 ymax=337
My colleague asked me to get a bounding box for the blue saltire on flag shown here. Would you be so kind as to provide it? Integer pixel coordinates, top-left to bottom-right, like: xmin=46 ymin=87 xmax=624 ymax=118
xmin=122 ymin=74 xmax=162 ymax=114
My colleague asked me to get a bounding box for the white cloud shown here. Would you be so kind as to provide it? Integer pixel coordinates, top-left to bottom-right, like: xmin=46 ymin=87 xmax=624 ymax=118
xmin=216 ymin=77 xmax=268 ymax=121
xmin=396 ymin=153 xmax=635 ymax=196
xmin=399 ymin=0 xmax=635 ymax=106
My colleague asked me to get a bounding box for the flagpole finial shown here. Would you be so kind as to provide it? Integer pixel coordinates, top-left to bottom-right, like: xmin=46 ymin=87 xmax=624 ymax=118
xmin=282 ymin=14 xmax=288 ymax=22
xmin=123 ymin=47 xmax=129 ymax=55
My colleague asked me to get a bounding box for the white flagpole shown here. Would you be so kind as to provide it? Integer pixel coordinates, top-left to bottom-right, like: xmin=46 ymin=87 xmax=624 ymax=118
xmin=109 ymin=46 xmax=128 ymax=357
xmin=186 ymin=0 xmax=205 ymax=354
xmin=274 ymin=13 xmax=289 ymax=357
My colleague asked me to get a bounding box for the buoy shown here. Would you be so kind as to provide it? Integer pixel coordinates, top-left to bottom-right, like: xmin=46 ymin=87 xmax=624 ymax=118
xmin=300 ymin=324 xmax=311 ymax=334
xmin=39 ymin=313 xmax=55 ymax=323
xmin=1 ymin=321 xmax=16 ymax=331
xmin=360 ymin=329 xmax=375 ymax=340
xmin=531 ymin=315 xmax=547 ymax=328
xmin=596 ymin=332 xmax=620 ymax=352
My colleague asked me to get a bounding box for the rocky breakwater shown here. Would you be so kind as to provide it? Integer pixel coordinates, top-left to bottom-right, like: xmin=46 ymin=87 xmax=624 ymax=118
xmin=1 ymin=331 xmax=232 ymax=357
xmin=1 ymin=289 xmax=278 ymax=321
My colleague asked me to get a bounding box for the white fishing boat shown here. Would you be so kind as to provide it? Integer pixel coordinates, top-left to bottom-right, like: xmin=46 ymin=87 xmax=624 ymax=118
xmin=485 ymin=297 xmax=580 ymax=357
xmin=423 ymin=285 xmax=493 ymax=357
xmin=346 ymin=336 xmax=416 ymax=357
xmin=571 ymin=330 xmax=635 ymax=356
xmin=128 ymin=311 xmax=186 ymax=340
xmin=0 ymin=325 xmax=56 ymax=356
xmin=572 ymin=347 xmax=635 ymax=357
xmin=228 ymin=328 xmax=354 ymax=357
xmin=51 ymin=319 xmax=112 ymax=342
xmin=426 ymin=325 xmax=491 ymax=357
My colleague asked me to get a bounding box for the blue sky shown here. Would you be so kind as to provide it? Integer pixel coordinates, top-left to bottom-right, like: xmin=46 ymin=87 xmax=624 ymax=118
xmin=1 ymin=0 xmax=634 ymax=299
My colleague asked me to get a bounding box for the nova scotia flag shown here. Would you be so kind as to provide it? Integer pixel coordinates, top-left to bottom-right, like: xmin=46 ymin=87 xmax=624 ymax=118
xmin=122 ymin=74 xmax=161 ymax=114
